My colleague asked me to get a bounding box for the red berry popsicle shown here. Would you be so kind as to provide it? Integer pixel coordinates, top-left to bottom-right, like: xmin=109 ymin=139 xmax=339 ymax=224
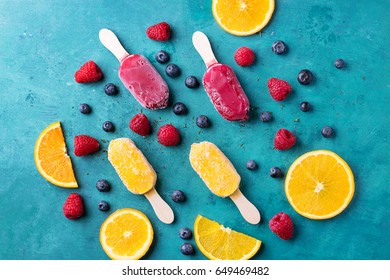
xmin=192 ymin=31 xmax=250 ymax=121
xmin=99 ymin=28 xmax=169 ymax=109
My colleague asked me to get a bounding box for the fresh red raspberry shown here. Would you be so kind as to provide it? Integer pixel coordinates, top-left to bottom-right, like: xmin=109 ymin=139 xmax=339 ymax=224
xmin=274 ymin=129 xmax=296 ymax=150
xmin=157 ymin=124 xmax=180 ymax=146
xmin=268 ymin=78 xmax=292 ymax=101
xmin=234 ymin=47 xmax=255 ymax=67
xmin=129 ymin=113 xmax=151 ymax=136
xmin=74 ymin=135 xmax=100 ymax=156
xmin=63 ymin=193 xmax=84 ymax=220
xmin=74 ymin=61 xmax=103 ymax=83
xmin=146 ymin=22 xmax=171 ymax=41
xmin=269 ymin=212 xmax=294 ymax=240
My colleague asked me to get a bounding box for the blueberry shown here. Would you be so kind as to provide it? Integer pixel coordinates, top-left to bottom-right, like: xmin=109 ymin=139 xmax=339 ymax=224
xmin=172 ymin=102 xmax=188 ymax=115
xmin=196 ymin=115 xmax=210 ymax=128
xmin=155 ymin=50 xmax=170 ymax=64
xmin=102 ymin=121 xmax=115 ymax=132
xmin=172 ymin=190 xmax=185 ymax=202
xmin=179 ymin=227 xmax=193 ymax=240
xmin=96 ymin=179 xmax=111 ymax=192
xmin=270 ymin=167 xmax=283 ymax=178
xmin=185 ymin=76 xmax=200 ymax=88
xmin=165 ymin=63 xmax=181 ymax=77
xmin=180 ymin=243 xmax=194 ymax=255
xmin=104 ymin=83 xmax=118 ymax=96
xmin=297 ymin=69 xmax=314 ymax=85
xmin=260 ymin=111 xmax=273 ymax=122
xmin=272 ymin=40 xmax=287 ymax=55
xmin=300 ymin=101 xmax=311 ymax=112
xmin=246 ymin=160 xmax=258 ymax=170
xmin=321 ymin=126 xmax=334 ymax=138
xmin=98 ymin=200 xmax=110 ymax=211
xmin=334 ymin=59 xmax=345 ymax=69
xmin=79 ymin=103 xmax=91 ymax=114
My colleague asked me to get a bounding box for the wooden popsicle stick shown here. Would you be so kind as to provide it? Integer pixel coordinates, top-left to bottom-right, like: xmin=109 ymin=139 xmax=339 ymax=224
xmin=99 ymin=28 xmax=129 ymax=62
xmin=230 ymin=189 xmax=261 ymax=224
xmin=192 ymin=31 xmax=218 ymax=68
xmin=144 ymin=188 xmax=174 ymax=224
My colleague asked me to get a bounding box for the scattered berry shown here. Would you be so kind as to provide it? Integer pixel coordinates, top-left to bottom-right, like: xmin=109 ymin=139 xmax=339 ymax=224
xmin=102 ymin=121 xmax=115 ymax=132
xmin=234 ymin=46 xmax=255 ymax=66
xmin=270 ymin=167 xmax=283 ymax=178
xmin=272 ymin=40 xmax=287 ymax=54
xmin=321 ymin=126 xmax=334 ymax=138
xmin=98 ymin=200 xmax=110 ymax=212
xmin=269 ymin=212 xmax=294 ymax=240
xmin=129 ymin=113 xmax=151 ymax=136
xmin=334 ymin=59 xmax=345 ymax=69
xmin=79 ymin=103 xmax=91 ymax=114
xmin=172 ymin=102 xmax=188 ymax=115
xmin=268 ymin=78 xmax=292 ymax=101
xmin=274 ymin=129 xmax=296 ymax=150
xmin=104 ymin=83 xmax=118 ymax=96
xmin=179 ymin=228 xmax=193 ymax=239
xmin=260 ymin=111 xmax=273 ymax=122
xmin=297 ymin=69 xmax=314 ymax=85
xmin=185 ymin=76 xmax=200 ymax=88
xmin=171 ymin=190 xmax=185 ymax=202
xmin=96 ymin=179 xmax=111 ymax=192
xmin=155 ymin=50 xmax=170 ymax=63
xmin=246 ymin=160 xmax=258 ymax=170
xmin=74 ymin=60 xmax=103 ymax=83
xmin=157 ymin=124 xmax=180 ymax=146
xmin=74 ymin=135 xmax=99 ymax=156
xmin=146 ymin=22 xmax=171 ymax=41
xmin=165 ymin=63 xmax=181 ymax=77
xmin=180 ymin=243 xmax=194 ymax=255
xmin=63 ymin=193 xmax=84 ymax=220
xmin=196 ymin=115 xmax=210 ymax=128
xmin=300 ymin=101 xmax=311 ymax=112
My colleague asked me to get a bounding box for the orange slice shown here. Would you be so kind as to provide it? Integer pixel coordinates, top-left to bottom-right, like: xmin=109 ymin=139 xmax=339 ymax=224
xmin=285 ymin=150 xmax=354 ymax=219
xmin=34 ymin=121 xmax=77 ymax=188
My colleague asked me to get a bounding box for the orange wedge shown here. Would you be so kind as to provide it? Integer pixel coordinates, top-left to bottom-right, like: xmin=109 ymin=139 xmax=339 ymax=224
xmin=34 ymin=121 xmax=78 ymax=188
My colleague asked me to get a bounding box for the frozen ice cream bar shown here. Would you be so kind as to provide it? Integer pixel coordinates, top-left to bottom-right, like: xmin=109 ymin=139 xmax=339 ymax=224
xmin=99 ymin=28 xmax=169 ymax=109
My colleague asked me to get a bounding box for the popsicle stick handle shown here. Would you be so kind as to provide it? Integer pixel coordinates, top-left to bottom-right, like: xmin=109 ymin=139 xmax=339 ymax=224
xmin=230 ymin=189 xmax=261 ymax=224
xmin=99 ymin=28 xmax=129 ymax=62
xmin=144 ymin=188 xmax=174 ymax=224
xmin=192 ymin=31 xmax=218 ymax=68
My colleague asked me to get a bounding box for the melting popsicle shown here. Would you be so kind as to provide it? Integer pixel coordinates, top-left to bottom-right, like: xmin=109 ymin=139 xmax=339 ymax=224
xmin=99 ymin=28 xmax=169 ymax=109
xmin=189 ymin=141 xmax=260 ymax=224
xmin=108 ymin=138 xmax=174 ymax=224
xmin=192 ymin=31 xmax=250 ymax=121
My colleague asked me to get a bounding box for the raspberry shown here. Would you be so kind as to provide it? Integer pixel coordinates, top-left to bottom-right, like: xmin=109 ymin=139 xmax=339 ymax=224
xmin=74 ymin=135 xmax=100 ymax=156
xmin=129 ymin=113 xmax=151 ymax=136
xmin=74 ymin=61 xmax=103 ymax=83
xmin=146 ymin=22 xmax=171 ymax=41
xmin=269 ymin=212 xmax=294 ymax=240
xmin=234 ymin=47 xmax=255 ymax=67
xmin=157 ymin=124 xmax=180 ymax=146
xmin=63 ymin=193 xmax=84 ymax=220
xmin=274 ymin=129 xmax=296 ymax=150
xmin=268 ymin=78 xmax=292 ymax=101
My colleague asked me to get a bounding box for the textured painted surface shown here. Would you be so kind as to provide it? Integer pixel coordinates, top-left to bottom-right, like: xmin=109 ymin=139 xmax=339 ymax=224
xmin=0 ymin=0 xmax=389 ymax=260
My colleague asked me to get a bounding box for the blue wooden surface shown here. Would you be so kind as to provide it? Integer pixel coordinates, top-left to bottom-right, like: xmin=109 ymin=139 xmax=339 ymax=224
xmin=0 ymin=0 xmax=389 ymax=260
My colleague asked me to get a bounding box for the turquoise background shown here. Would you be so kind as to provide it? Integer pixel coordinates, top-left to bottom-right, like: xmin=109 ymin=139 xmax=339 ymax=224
xmin=0 ymin=0 xmax=389 ymax=260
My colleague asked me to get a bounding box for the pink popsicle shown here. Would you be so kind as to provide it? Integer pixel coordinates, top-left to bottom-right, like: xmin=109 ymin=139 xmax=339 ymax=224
xmin=99 ymin=28 xmax=169 ymax=110
xmin=192 ymin=31 xmax=250 ymax=121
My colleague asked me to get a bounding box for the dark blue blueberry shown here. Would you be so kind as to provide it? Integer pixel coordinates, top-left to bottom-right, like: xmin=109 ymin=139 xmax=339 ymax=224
xmin=300 ymin=101 xmax=311 ymax=112
xmin=165 ymin=63 xmax=181 ymax=77
xmin=172 ymin=102 xmax=188 ymax=115
xmin=334 ymin=59 xmax=345 ymax=69
xmin=246 ymin=160 xmax=258 ymax=170
xmin=179 ymin=227 xmax=193 ymax=240
xmin=98 ymin=200 xmax=110 ymax=211
xmin=321 ymin=126 xmax=334 ymax=138
xmin=172 ymin=190 xmax=185 ymax=203
xmin=196 ymin=115 xmax=210 ymax=128
xmin=260 ymin=111 xmax=273 ymax=122
xmin=185 ymin=76 xmax=200 ymax=88
xmin=180 ymin=243 xmax=194 ymax=255
xmin=96 ymin=179 xmax=111 ymax=192
xmin=104 ymin=83 xmax=118 ymax=96
xmin=155 ymin=50 xmax=170 ymax=64
xmin=298 ymin=69 xmax=314 ymax=85
xmin=270 ymin=167 xmax=283 ymax=178
xmin=272 ymin=40 xmax=287 ymax=55
xmin=79 ymin=103 xmax=91 ymax=114
xmin=102 ymin=121 xmax=115 ymax=132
